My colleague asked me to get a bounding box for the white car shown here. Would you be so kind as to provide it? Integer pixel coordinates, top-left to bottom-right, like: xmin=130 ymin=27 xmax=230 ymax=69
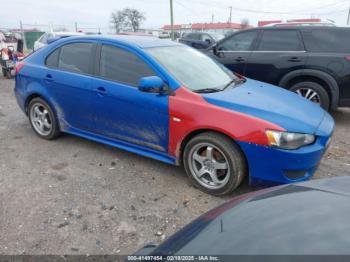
xmin=33 ymin=32 xmax=85 ymax=51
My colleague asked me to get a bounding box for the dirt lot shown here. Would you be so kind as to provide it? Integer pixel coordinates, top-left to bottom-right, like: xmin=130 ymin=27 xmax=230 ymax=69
xmin=0 ymin=76 xmax=349 ymax=255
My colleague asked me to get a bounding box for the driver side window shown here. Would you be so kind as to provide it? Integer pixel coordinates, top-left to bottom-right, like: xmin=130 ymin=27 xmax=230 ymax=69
xmin=218 ymin=31 xmax=257 ymax=51
xmin=99 ymin=45 xmax=156 ymax=87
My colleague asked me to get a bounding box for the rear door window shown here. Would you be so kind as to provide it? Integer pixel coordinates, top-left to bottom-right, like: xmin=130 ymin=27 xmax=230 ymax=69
xmin=45 ymin=48 xmax=60 ymax=67
xmin=257 ymin=30 xmax=304 ymax=51
xmin=99 ymin=45 xmax=156 ymax=86
xmin=58 ymin=43 xmax=94 ymax=74
xmin=303 ymin=29 xmax=350 ymax=53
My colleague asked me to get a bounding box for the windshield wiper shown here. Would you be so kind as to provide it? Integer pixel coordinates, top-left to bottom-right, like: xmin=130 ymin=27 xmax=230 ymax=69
xmin=193 ymin=88 xmax=223 ymax=93
xmin=222 ymin=78 xmax=246 ymax=90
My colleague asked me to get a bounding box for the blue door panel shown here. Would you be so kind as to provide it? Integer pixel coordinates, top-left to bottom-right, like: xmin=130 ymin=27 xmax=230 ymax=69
xmin=91 ymin=78 xmax=169 ymax=152
xmin=44 ymin=68 xmax=95 ymax=132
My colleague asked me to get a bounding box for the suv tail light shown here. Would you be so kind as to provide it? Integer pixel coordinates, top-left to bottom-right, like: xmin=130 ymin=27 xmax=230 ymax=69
xmin=345 ymin=55 xmax=350 ymax=62
xmin=15 ymin=61 xmax=25 ymax=74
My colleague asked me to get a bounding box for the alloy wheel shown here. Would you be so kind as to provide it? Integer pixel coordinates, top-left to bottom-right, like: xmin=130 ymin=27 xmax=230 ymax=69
xmin=295 ymin=88 xmax=321 ymax=105
xmin=188 ymin=142 xmax=230 ymax=190
xmin=30 ymin=103 xmax=53 ymax=136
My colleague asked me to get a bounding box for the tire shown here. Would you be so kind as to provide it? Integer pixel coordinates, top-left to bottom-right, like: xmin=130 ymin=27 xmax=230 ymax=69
xmin=2 ymin=67 xmax=7 ymax=77
xmin=183 ymin=132 xmax=247 ymax=196
xmin=289 ymin=81 xmax=330 ymax=110
xmin=5 ymin=69 xmax=12 ymax=79
xmin=28 ymin=97 xmax=60 ymax=140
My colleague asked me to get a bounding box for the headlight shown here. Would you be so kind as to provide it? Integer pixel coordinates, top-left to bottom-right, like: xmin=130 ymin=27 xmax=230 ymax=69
xmin=266 ymin=130 xmax=315 ymax=150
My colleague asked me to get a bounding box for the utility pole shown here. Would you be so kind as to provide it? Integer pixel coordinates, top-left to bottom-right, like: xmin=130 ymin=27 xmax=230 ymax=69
xmin=347 ymin=5 xmax=350 ymax=26
xmin=75 ymin=22 xmax=78 ymax=32
xmin=212 ymin=13 xmax=214 ymax=23
xmin=228 ymin=6 xmax=232 ymax=24
xmin=19 ymin=21 xmax=27 ymax=51
xmin=170 ymin=0 xmax=175 ymax=40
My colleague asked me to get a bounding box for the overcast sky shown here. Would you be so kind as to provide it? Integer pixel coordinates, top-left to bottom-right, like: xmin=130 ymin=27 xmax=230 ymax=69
xmin=0 ymin=0 xmax=349 ymax=32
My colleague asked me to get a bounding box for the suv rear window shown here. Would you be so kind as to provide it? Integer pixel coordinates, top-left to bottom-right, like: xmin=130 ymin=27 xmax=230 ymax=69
xmin=257 ymin=30 xmax=304 ymax=51
xmin=303 ymin=29 xmax=350 ymax=53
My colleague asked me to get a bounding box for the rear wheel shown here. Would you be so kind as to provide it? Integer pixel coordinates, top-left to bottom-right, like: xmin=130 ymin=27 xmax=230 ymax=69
xmin=2 ymin=67 xmax=7 ymax=77
xmin=28 ymin=97 xmax=60 ymax=140
xmin=183 ymin=132 xmax=246 ymax=196
xmin=289 ymin=81 xmax=330 ymax=110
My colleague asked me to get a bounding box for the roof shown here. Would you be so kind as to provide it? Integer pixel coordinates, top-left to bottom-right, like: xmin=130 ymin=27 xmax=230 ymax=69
xmin=163 ymin=22 xmax=250 ymax=30
xmin=258 ymin=18 xmax=322 ymax=27
xmin=53 ymin=32 xmax=85 ymax=36
xmin=61 ymin=35 xmax=179 ymax=49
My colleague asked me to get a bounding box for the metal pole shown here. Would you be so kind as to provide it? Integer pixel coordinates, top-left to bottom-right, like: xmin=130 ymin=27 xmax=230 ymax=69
xmin=75 ymin=22 xmax=78 ymax=32
xmin=347 ymin=6 xmax=350 ymax=26
xmin=20 ymin=21 xmax=27 ymax=51
xmin=212 ymin=13 xmax=214 ymax=23
xmin=170 ymin=0 xmax=174 ymax=40
xmin=229 ymin=6 xmax=232 ymax=24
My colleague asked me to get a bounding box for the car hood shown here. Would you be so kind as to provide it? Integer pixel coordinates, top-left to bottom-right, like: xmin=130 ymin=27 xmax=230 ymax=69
xmin=202 ymin=79 xmax=326 ymax=134
xmin=151 ymin=177 xmax=350 ymax=256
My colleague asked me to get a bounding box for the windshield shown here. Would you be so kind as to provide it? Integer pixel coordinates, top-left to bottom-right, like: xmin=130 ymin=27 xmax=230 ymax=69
xmin=146 ymin=45 xmax=236 ymax=91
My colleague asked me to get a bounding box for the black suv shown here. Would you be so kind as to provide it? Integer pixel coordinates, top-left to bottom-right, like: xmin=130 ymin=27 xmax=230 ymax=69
xmin=208 ymin=26 xmax=350 ymax=110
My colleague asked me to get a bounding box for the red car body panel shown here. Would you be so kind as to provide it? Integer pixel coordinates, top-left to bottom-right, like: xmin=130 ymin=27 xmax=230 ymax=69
xmin=168 ymin=87 xmax=285 ymax=158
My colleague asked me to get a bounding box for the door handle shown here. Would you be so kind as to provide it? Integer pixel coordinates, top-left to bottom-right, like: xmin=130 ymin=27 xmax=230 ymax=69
xmin=96 ymin=86 xmax=107 ymax=96
xmin=235 ymin=57 xmax=245 ymax=62
xmin=288 ymin=57 xmax=301 ymax=62
xmin=44 ymin=74 xmax=54 ymax=82
xmin=97 ymin=86 xmax=106 ymax=92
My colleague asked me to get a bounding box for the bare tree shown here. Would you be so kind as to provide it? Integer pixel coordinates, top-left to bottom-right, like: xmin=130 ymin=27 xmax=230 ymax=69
xmin=124 ymin=8 xmax=145 ymax=32
xmin=110 ymin=10 xmax=127 ymax=33
xmin=241 ymin=18 xmax=250 ymax=29
xmin=110 ymin=8 xmax=145 ymax=33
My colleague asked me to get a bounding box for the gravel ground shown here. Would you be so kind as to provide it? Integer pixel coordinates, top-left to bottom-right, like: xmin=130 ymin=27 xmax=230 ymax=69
xmin=0 ymin=76 xmax=349 ymax=255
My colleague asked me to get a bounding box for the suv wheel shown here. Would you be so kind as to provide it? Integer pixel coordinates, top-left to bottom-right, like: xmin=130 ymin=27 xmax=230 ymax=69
xmin=183 ymin=132 xmax=246 ymax=196
xmin=28 ymin=97 xmax=60 ymax=140
xmin=289 ymin=81 xmax=330 ymax=110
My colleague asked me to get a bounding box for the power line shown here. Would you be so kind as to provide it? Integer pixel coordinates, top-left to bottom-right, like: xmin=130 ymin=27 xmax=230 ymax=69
xmin=177 ymin=0 xmax=349 ymax=16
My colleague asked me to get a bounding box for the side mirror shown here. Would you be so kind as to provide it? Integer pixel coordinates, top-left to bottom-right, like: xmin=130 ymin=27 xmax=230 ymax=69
xmin=138 ymin=76 xmax=164 ymax=93
xmin=205 ymin=39 xmax=212 ymax=44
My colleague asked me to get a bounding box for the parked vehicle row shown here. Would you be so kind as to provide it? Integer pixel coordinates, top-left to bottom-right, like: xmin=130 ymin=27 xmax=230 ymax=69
xmin=15 ymin=35 xmax=333 ymax=196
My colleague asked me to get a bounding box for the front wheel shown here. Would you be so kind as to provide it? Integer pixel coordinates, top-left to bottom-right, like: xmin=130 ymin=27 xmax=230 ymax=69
xmin=183 ymin=132 xmax=246 ymax=196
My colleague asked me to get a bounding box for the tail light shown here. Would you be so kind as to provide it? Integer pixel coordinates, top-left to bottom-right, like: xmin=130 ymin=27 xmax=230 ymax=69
xmin=15 ymin=61 xmax=25 ymax=75
xmin=345 ymin=55 xmax=350 ymax=61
